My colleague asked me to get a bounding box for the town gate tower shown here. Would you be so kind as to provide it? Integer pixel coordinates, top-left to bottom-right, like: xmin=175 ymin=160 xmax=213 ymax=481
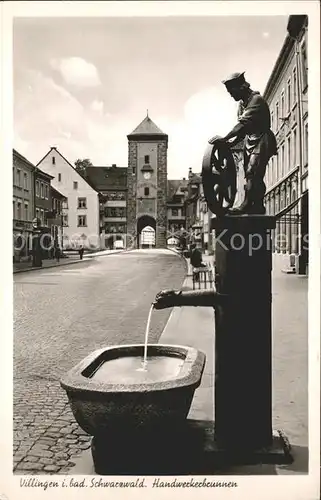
xmin=127 ymin=115 xmax=168 ymax=248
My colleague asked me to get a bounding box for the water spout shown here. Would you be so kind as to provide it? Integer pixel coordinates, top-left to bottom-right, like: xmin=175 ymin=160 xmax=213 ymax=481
xmin=153 ymin=289 xmax=229 ymax=309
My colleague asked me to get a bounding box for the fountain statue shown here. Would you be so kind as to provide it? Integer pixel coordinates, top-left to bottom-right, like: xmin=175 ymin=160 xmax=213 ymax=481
xmin=207 ymin=71 xmax=277 ymax=216
xmin=153 ymin=73 xmax=291 ymax=461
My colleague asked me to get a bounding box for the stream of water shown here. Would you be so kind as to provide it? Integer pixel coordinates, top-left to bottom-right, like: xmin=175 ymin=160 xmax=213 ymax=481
xmin=90 ymin=304 xmax=185 ymax=383
xmin=141 ymin=304 xmax=154 ymax=371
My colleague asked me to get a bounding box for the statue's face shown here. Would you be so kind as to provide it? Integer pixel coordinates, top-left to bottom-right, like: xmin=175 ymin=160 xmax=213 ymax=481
xmin=227 ymin=86 xmax=242 ymax=101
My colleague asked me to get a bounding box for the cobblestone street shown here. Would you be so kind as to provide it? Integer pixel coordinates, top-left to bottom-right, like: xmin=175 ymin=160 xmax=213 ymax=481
xmin=13 ymin=250 xmax=186 ymax=474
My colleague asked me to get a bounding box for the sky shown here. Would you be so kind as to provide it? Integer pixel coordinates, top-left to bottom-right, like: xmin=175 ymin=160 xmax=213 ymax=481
xmin=14 ymin=15 xmax=289 ymax=179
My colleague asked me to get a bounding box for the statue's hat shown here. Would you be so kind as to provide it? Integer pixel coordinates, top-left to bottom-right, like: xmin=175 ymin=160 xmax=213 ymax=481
xmin=222 ymin=72 xmax=248 ymax=88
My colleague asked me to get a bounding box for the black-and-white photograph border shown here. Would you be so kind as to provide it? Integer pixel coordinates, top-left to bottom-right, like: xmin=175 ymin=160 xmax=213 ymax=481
xmin=1 ymin=1 xmax=320 ymax=499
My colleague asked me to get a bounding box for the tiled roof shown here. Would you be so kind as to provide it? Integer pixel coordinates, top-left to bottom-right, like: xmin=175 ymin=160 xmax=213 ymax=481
xmin=35 ymin=166 xmax=54 ymax=181
xmin=167 ymin=179 xmax=188 ymax=201
xmin=86 ymin=166 xmax=127 ymax=191
xmin=13 ymin=149 xmax=36 ymax=169
xmin=189 ymin=173 xmax=201 ymax=184
xmin=36 ymin=147 xmax=98 ymax=192
xmin=128 ymin=115 xmax=166 ymax=136
xmin=51 ymin=185 xmax=67 ymax=200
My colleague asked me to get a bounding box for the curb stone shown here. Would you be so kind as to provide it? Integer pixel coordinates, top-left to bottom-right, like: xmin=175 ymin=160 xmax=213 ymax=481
xmin=13 ymin=249 xmax=132 ymax=274
xmin=166 ymin=247 xmax=189 ymax=276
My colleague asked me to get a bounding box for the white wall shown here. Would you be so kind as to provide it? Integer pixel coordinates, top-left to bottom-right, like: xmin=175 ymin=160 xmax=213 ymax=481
xmin=37 ymin=148 xmax=99 ymax=249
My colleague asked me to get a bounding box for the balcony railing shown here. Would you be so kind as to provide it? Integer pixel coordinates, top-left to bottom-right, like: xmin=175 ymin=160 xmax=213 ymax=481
xmin=168 ymin=215 xmax=186 ymax=220
xmin=104 ymin=217 xmax=127 ymax=222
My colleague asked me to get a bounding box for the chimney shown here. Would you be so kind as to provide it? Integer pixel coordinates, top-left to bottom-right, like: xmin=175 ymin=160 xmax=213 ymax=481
xmin=188 ymin=167 xmax=193 ymax=180
xmin=287 ymin=15 xmax=307 ymax=39
xmin=112 ymin=163 xmax=117 ymax=168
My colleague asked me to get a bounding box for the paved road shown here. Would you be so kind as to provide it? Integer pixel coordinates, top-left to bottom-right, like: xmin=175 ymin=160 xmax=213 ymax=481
xmin=13 ymin=249 xmax=186 ymax=474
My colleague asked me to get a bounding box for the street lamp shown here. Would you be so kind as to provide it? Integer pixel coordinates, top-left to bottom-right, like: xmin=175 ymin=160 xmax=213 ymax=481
xmin=32 ymin=217 xmax=42 ymax=268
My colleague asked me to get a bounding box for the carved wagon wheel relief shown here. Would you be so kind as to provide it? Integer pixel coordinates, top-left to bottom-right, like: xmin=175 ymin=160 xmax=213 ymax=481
xmin=201 ymin=140 xmax=237 ymax=216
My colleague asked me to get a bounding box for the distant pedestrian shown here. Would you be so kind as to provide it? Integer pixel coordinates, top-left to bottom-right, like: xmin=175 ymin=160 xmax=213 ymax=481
xmin=79 ymin=246 xmax=84 ymax=260
xmin=190 ymin=243 xmax=206 ymax=282
xmin=107 ymin=236 xmax=113 ymax=250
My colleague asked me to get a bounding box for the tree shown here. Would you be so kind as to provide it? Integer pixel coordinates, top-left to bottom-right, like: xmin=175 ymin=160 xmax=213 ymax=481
xmin=74 ymin=158 xmax=93 ymax=178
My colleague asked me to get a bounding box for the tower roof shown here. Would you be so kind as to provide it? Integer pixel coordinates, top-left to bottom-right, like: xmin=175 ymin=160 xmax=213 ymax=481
xmin=127 ymin=115 xmax=167 ymax=139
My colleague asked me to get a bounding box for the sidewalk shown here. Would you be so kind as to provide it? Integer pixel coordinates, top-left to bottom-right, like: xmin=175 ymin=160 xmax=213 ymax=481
xmin=160 ymin=253 xmax=308 ymax=475
xmin=13 ymin=249 xmax=127 ymax=274
xmin=68 ymin=252 xmax=308 ymax=475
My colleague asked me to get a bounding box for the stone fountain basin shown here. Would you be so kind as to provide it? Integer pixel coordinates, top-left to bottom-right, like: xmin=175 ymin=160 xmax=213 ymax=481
xmin=60 ymin=344 xmax=206 ymax=436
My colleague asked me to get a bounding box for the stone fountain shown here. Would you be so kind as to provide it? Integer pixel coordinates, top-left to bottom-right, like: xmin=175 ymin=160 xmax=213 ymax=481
xmin=153 ymin=140 xmax=292 ymax=463
xmin=60 ymin=342 xmax=206 ymax=474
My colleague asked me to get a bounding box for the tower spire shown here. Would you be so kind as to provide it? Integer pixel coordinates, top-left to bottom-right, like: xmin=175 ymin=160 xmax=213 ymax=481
xmin=146 ymin=109 xmax=149 ymax=118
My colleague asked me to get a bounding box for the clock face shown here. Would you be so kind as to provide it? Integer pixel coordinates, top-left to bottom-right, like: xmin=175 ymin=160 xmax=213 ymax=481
xmin=143 ymin=172 xmax=151 ymax=180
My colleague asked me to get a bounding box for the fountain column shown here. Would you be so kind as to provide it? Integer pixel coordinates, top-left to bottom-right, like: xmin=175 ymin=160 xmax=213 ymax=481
xmin=211 ymin=214 xmax=276 ymax=450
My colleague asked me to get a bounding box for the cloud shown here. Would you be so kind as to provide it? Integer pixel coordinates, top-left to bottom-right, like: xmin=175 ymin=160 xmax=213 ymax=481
xmin=50 ymin=57 xmax=101 ymax=87
xmin=90 ymin=99 xmax=104 ymax=114
xmin=15 ymin=70 xmax=86 ymax=141
xmin=14 ymin=70 xmax=93 ymax=162
xmin=14 ymin=15 xmax=289 ymax=177
xmin=153 ymin=87 xmax=238 ymax=178
xmin=14 ymin=75 xmax=238 ymax=179
xmin=184 ymin=86 xmax=237 ymax=137
xmin=14 ymin=69 xmax=119 ymax=167
xmin=14 ymin=132 xmax=30 ymax=155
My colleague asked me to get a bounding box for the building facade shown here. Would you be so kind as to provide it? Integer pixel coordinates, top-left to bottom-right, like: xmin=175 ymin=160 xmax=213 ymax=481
xmin=198 ymin=182 xmax=210 ymax=251
xmin=47 ymin=186 xmax=67 ymax=250
xmin=86 ymin=165 xmax=127 ymax=249
xmin=13 ymin=149 xmax=35 ymax=262
xmin=185 ymin=168 xmax=201 ymax=230
xmin=127 ymin=115 xmax=168 ymax=248
xmin=34 ymin=168 xmax=53 ymax=228
xmin=34 ymin=167 xmax=55 ymax=258
xmin=167 ymin=179 xmax=188 ymax=240
xmin=263 ymin=15 xmax=308 ymax=273
xmin=184 ymin=168 xmax=203 ymax=247
xmin=36 ymin=147 xmax=99 ymax=250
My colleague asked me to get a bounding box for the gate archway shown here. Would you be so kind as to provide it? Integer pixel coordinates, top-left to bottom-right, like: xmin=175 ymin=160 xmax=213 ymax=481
xmin=137 ymin=215 xmax=156 ymax=248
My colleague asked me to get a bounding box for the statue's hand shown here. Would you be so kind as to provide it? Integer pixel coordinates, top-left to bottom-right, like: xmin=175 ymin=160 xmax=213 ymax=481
xmin=227 ymin=137 xmax=238 ymax=146
xmin=153 ymin=289 xmax=180 ymax=310
xmin=208 ymin=135 xmax=226 ymax=145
